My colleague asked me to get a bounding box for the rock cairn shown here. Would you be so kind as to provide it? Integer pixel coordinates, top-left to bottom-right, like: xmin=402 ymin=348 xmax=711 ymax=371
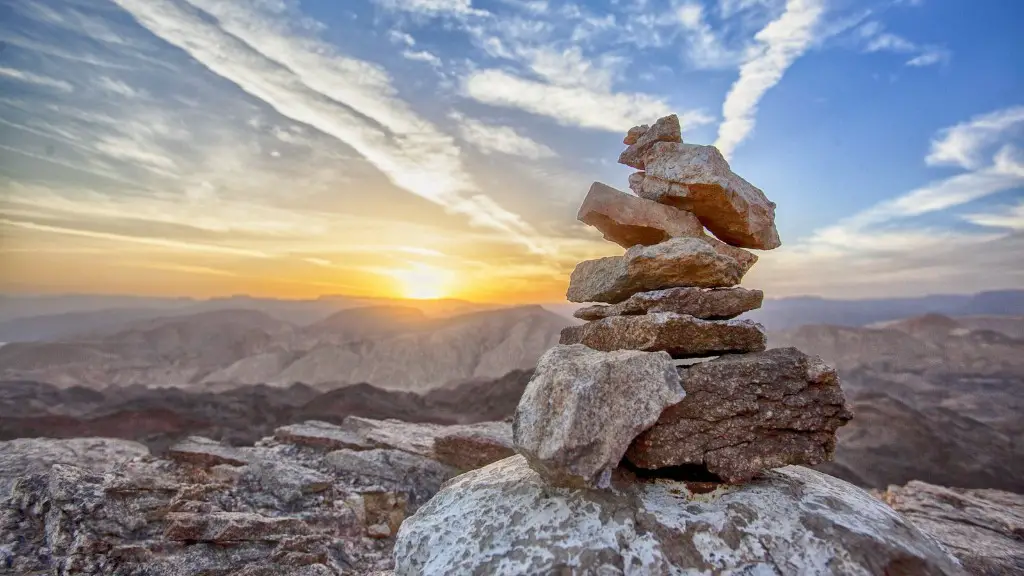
xmin=519 ymin=113 xmax=853 ymax=486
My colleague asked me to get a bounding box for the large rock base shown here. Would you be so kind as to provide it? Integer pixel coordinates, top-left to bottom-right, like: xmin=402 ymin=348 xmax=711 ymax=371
xmin=393 ymin=456 xmax=965 ymax=576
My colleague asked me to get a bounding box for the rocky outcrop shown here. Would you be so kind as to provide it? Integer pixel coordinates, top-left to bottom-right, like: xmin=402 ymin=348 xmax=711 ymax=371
xmin=880 ymin=480 xmax=1024 ymax=575
xmin=566 ymin=237 xmax=746 ymax=303
xmin=512 ymin=345 xmax=683 ymax=488
xmin=634 ymin=142 xmax=781 ymax=249
xmin=627 ymin=347 xmax=853 ymax=482
xmin=393 ymin=456 xmax=966 ymax=575
xmin=0 ymin=416 xmax=515 ymax=575
xmin=560 ymin=312 xmax=767 ymax=358
xmin=618 ymin=114 xmax=682 ymax=169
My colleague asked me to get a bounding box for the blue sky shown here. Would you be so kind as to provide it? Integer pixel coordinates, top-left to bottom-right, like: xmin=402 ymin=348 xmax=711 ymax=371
xmin=0 ymin=0 xmax=1022 ymax=301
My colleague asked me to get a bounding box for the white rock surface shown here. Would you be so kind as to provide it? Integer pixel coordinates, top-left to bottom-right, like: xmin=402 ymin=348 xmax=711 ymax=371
xmin=393 ymin=456 xmax=967 ymax=576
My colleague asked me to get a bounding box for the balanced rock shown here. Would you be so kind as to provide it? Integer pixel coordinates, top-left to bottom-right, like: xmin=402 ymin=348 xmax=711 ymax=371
xmin=567 ymin=237 xmax=746 ymax=304
xmin=578 ymin=181 xmax=758 ymax=271
xmin=617 ymin=114 xmax=681 ymax=169
xmin=627 ymin=347 xmax=852 ymax=483
xmin=636 ymin=142 xmax=781 ymax=249
xmin=560 ymin=312 xmax=766 ymax=358
xmin=512 ymin=344 xmax=683 ymax=488
xmin=574 ymin=286 xmax=763 ymax=321
xmin=392 ymin=456 xmax=966 ymax=575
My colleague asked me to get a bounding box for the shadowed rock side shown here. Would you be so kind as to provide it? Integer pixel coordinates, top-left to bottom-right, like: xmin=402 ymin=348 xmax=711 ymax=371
xmin=392 ymin=455 xmax=965 ymax=575
xmin=0 ymin=418 xmax=515 ymax=575
xmin=560 ymin=312 xmax=767 ymax=358
xmin=880 ymin=480 xmax=1024 ymax=575
xmin=626 ymin=348 xmax=853 ymax=483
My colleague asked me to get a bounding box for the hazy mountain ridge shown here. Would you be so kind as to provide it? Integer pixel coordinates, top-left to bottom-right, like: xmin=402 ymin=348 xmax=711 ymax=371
xmin=0 ymin=305 xmax=569 ymax=392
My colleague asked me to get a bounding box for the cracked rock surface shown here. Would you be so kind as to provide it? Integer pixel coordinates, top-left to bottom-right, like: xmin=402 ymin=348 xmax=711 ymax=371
xmin=393 ymin=455 xmax=965 ymax=576
xmin=574 ymin=286 xmax=763 ymax=321
xmin=560 ymin=312 xmax=767 ymax=358
xmin=627 ymin=347 xmax=853 ymax=483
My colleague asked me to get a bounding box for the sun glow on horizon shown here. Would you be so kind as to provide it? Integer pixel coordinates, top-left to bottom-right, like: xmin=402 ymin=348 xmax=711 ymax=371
xmin=390 ymin=263 xmax=453 ymax=300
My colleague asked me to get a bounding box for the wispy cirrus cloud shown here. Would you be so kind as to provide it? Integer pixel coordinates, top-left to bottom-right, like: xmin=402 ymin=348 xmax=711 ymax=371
xmin=0 ymin=66 xmax=74 ymax=92
xmin=857 ymin=20 xmax=950 ymax=68
xmin=450 ymin=112 xmax=556 ymax=159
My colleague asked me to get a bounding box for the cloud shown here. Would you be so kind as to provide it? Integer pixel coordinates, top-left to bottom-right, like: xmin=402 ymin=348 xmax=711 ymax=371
xmin=110 ymin=0 xmax=546 ymax=254
xmin=858 ymin=20 xmax=949 ymax=67
xmin=926 ymin=105 xmax=1024 ymax=169
xmin=715 ymin=0 xmax=826 ymax=158
xmin=373 ymin=0 xmax=485 ymax=17
xmin=675 ymin=2 xmax=745 ymax=69
xmin=387 ymin=30 xmax=416 ymax=46
xmin=94 ymin=76 xmax=145 ymax=98
xmin=451 ymin=112 xmax=556 ymax=159
xmin=0 ymin=66 xmax=74 ymax=92
xmin=402 ymin=49 xmax=443 ymax=67
xmin=964 ymin=201 xmax=1024 ymax=231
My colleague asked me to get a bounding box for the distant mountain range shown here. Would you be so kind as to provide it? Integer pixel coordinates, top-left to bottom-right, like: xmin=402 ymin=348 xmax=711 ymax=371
xmin=3 ymin=289 xmax=1023 ymax=342
xmin=0 ymin=305 xmax=568 ymax=392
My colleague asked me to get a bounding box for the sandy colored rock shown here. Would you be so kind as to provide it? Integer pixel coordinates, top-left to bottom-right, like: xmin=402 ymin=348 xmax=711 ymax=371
xmin=618 ymin=114 xmax=681 ymax=169
xmin=578 ymin=181 xmax=758 ymax=271
xmin=639 ymin=142 xmax=781 ymax=249
xmin=566 ymin=237 xmax=746 ymax=304
xmin=512 ymin=344 xmax=683 ymax=488
xmin=574 ymin=286 xmax=764 ymax=321
xmin=393 ymin=456 xmax=966 ymax=576
xmin=560 ymin=312 xmax=766 ymax=358
xmin=578 ymin=181 xmax=702 ymax=247
xmin=627 ymin=347 xmax=852 ymax=483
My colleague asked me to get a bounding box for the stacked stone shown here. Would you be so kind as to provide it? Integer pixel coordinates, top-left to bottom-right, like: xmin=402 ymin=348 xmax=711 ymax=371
xmin=514 ymin=114 xmax=853 ymax=487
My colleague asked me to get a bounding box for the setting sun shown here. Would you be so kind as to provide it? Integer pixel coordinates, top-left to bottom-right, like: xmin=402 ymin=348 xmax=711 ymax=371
xmin=390 ymin=264 xmax=452 ymax=300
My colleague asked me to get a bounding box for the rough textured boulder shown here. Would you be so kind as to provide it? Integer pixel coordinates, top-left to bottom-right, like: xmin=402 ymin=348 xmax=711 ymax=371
xmin=560 ymin=312 xmax=767 ymax=358
xmin=431 ymin=422 xmax=514 ymax=471
xmin=636 ymin=142 xmax=781 ymax=249
xmin=0 ymin=436 xmax=149 ymax=495
xmin=627 ymin=347 xmax=853 ymax=483
xmin=168 ymin=435 xmax=248 ymax=467
xmin=618 ymin=114 xmax=681 ymax=169
xmin=567 ymin=237 xmax=746 ymax=304
xmin=880 ymin=481 xmax=1024 ymax=575
xmin=574 ymin=286 xmax=764 ymax=322
xmin=326 ymin=448 xmax=456 ymax=507
xmin=512 ymin=344 xmax=683 ymax=488
xmin=393 ymin=456 xmax=966 ymax=575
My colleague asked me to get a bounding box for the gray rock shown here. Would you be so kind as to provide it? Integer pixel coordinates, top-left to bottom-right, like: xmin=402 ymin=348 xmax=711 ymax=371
xmin=238 ymin=458 xmax=332 ymax=508
xmin=274 ymin=420 xmax=376 ymax=451
xmin=880 ymin=480 xmax=1024 ymax=575
xmin=164 ymin=511 xmax=310 ymax=542
xmin=431 ymin=421 xmax=514 ymax=471
xmin=326 ymin=449 xmax=456 ymax=506
xmin=639 ymin=142 xmax=781 ymax=249
xmin=618 ymin=114 xmax=681 ymax=169
xmin=168 ymin=435 xmax=248 ymax=467
xmin=566 ymin=237 xmax=745 ymax=304
xmin=627 ymin=347 xmax=853 ymax=483
xmin=512 ymin=344 xmax=683 ymax=488
xmin=393 ymin=455 xmax=966 ymax=576
xmin=560 ymin=312 xmax=767 ymax=358
xmin=274 ymin=417 xmax=445 ymax=459
xmin=0 ymin=436 xmax=149 ymax=496
xmin=574 ymin=286 xmax=764 ymax=321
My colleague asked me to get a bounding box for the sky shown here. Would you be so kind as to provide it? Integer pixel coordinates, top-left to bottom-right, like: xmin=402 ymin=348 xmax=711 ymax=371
xmin=0 ymin=0 xmax=1022 ymax=304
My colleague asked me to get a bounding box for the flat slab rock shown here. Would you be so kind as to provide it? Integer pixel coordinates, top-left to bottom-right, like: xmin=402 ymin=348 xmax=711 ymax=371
xmin=431 ymin=421 xmax=514 ymax=471
xmin=513 ymin=344 xmax=683 ymax=488
xmin=0 ymin=436 xmax=149 ymax=496
xmin=578 ymin=181 xmax=757 ymax=272
xmin=880 ymin=480 xmax=1024 ymax=575
xmin=574 ymin=286 xmax=763 ymax=322
xmin=168 ymin=436 xmax=248 ymax=467
xmin=567 ymin=237 xmax=746 ymax=304
xmin=636 ymin=141 xmax=781 ymax=250
xmin=560 ymin=312 xmax=767 ymax=358
xmin=627 ymin=347 xmax=853 ymax=483
xmin=392 ymin=455 xmax=966 ymax=576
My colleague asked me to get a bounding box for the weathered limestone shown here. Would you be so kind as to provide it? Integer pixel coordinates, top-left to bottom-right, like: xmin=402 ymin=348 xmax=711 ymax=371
xmin=574 ymin=286 xmax=764 ymax=321
xmin=617 ymin=114 xmax=681 ymax=169
xmin=626 ymin=347 xmax=853 ymax=483
xmin=560 ymin=312 xmax=767 ymax=358
xmin=392 ymin=456 xmax=966 ymax=576
xmin=567 ymin=237 xmax=746 ymax=303
xmin=512 ymin=344 xmax=683 ymax=488
xmin=636 ymin=142 xmax=781 ymax=249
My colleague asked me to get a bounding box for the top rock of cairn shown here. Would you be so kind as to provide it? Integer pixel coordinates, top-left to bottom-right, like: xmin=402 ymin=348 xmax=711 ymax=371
xmin=513 ymin=114 xmax=850 ymax=488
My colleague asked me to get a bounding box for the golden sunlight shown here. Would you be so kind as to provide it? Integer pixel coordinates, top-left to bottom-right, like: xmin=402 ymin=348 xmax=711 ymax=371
xmin=390 ymin=264 xmax=452 ymax=300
